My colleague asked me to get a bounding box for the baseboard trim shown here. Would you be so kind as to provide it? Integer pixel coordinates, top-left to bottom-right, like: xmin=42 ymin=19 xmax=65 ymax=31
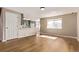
xmin=2 ymin=34 xmax=36 ymax=42
xmin=2 ymin=39 xmax=7 ymax=42
xmin=54 ymin=34 xmax=77 ymax=39
xmin=18 ymin=34 xmax=36 ymax=38
xmin=40 ymin=33 xmax=77 ymax=39
xmin=18 ymin=35 xmax=36 ymax=39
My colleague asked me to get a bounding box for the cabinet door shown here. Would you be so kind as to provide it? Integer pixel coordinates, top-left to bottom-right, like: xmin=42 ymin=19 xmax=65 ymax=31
xmin=5 ymin=11 xmax=18 ymax=40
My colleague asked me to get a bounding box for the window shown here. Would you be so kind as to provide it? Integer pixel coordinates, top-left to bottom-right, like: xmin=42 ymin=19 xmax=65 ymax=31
xmin=47 ymin=18 xmax=62 ymax=29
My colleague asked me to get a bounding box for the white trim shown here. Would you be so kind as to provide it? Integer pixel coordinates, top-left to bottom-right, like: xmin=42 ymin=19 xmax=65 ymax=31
xmin=40 ymin=32 xmax=77 ymax=39
xmin=77 ymin=39 xmax=79 ymax=42
xmin=54 ymin=34 xmax=77 ymax=39
xmin=2 ymin=39 xmax=7 ymax=42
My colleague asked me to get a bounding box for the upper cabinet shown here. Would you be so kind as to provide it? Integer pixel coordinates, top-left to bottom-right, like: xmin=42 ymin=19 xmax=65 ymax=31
xmin=21 ymin=13 xmax=36 ymax=28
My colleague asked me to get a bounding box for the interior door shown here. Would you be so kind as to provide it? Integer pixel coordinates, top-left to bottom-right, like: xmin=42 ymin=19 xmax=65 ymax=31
xmin=5 ymin=11 xmax=18 ymax=40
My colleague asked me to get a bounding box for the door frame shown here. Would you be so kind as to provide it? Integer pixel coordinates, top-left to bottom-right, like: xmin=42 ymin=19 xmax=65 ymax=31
xmin=2 ymin=8 xmax=21 ymax=42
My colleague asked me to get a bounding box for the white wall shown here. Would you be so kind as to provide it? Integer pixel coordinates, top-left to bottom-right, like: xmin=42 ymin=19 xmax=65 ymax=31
xmin=18 ymin=19 xmax=40 ymax=38
xmin=40 ymin=13 xmax=77 ymax=38
xmin=3 ymin=9 xmax=40 ymax=42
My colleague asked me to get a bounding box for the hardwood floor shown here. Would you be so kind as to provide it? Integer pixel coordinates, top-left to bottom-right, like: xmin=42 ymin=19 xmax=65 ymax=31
xmin=0 ymin=35 xmax=79 ymax=52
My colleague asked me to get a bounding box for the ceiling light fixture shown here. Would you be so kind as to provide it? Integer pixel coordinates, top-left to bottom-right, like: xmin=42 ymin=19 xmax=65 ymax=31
xmin=40 ymin=7 xmax=45 ymax=11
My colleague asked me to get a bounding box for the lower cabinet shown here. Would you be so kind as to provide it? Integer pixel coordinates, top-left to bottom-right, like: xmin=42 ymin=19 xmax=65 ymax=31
xmin=18 ymin=28 xmax=36 ymax=38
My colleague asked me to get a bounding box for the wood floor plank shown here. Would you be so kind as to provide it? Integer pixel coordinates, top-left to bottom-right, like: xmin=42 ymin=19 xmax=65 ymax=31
xmin=0 ymin=35 xmax=78 ymax=52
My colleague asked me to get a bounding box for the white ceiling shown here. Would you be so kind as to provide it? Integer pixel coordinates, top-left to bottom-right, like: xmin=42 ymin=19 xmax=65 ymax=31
xmin=6 ymin=7 xmax=79 ymax=20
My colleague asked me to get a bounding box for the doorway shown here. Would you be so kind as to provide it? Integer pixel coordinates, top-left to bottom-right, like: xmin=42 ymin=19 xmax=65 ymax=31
xmin=5 ymin=11 xmax=19 ymax=41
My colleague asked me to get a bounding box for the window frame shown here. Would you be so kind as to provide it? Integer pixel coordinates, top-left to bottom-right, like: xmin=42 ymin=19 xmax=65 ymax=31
xmin=47 ymin=18 xmax=62 ymax=29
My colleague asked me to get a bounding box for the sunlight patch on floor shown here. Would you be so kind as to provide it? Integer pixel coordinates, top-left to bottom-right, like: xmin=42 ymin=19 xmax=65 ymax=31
xmin=40 ymin=35 xmax=58 ymax=40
